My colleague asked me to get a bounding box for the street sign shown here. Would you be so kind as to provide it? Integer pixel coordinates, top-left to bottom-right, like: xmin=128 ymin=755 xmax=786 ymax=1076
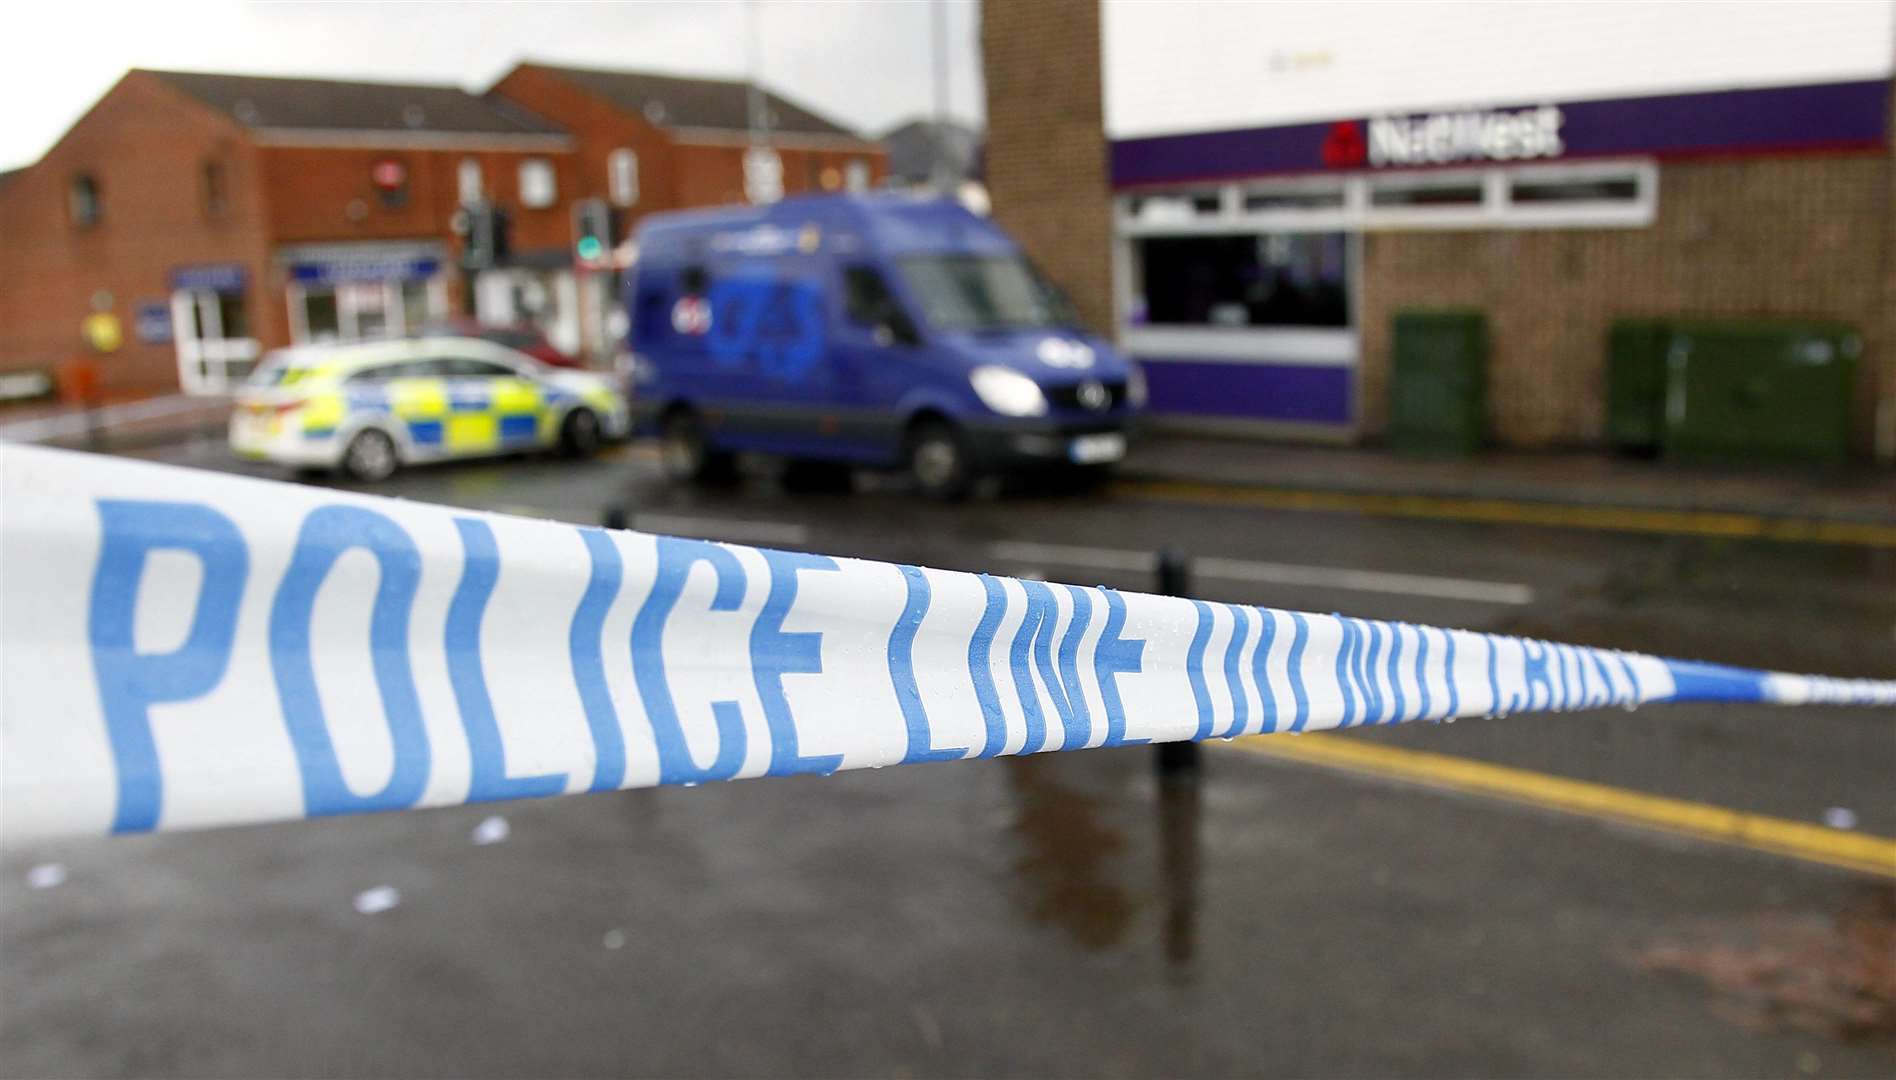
xmin=81 ymin=311 xmax=123 ymax=354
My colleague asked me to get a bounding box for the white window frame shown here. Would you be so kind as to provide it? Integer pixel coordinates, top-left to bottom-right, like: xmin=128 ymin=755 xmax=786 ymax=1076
xmin=1498 ymin=159 xmax=1659 ymax=229
xmin=608 ymin=148 xmax=639 ymax=207
xmin=518 ymin=158 xmax=557 ymax=209
xmin=1116 ymin=159 xmax=1657 ymax=237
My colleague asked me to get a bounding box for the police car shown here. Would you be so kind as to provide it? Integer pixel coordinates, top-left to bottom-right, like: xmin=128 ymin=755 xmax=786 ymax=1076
xmin=230 ymin=338 xmax=628 ymax=481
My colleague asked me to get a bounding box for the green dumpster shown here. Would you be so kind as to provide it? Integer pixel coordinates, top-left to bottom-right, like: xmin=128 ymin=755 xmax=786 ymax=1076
xmin=1389 ymin=310 xmax=1487 ymax=456
xmin=1659 ymin=320 xmax=1859 ymax=466
xmin=1606 ymin=319 xmax=1672 ymax=455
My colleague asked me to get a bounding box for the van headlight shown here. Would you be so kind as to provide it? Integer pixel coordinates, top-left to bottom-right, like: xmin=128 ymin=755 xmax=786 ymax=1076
xmin=970 ymin=365 xmax=1048 ymax=417
xmin=1126 ymin=363 xmax=1148 ymax=408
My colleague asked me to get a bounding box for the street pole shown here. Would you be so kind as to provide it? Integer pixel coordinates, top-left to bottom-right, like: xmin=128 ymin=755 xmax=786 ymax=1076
xmin=1154 ymin=548 xmax=1202 ymax=779
xmin=931 ymin=0 xmax=953 ymax=193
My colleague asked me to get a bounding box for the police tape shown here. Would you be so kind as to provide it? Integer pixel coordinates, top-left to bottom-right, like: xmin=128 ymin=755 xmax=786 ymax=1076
xmin=1 ymin=444 xmax=1891 ymax=844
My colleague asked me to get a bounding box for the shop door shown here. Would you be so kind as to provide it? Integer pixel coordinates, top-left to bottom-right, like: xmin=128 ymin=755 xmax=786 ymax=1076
xmin=172 ymin=288 xmax=261 ymax=395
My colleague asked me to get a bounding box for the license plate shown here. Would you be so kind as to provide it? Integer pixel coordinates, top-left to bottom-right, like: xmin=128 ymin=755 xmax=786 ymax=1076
xmin=1068 ymin=433 xmax=1126 ymax=464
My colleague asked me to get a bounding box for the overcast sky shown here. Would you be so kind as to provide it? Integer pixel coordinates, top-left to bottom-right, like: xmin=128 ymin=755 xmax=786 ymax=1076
xmin=5 ymin=1 xmax=985 ymax=170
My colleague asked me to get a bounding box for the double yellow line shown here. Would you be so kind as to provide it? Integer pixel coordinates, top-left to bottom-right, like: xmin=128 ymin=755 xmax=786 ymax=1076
xmin=1219 ymin=732 xmax=1896 ymax=879
xmin=1116 ymin=479 xmax=1896 ymax=548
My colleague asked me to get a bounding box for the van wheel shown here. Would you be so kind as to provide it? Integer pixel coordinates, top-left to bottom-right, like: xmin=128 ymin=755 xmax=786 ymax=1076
xmin=659 ymin=408 xmax=736 ymax=485
xmin=559 ymin=408 xmax=602 ymax=458
xmin=340 ymin=429 xmax=400 ymax=483
xmin=907 ymin=418 xmax=973 ymax=501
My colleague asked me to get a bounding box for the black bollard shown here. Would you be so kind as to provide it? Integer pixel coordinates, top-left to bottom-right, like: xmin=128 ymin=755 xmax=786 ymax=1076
xmin=1154 ymin=548 xmax=1201 ymax=779
xmin=601 ymin=505 xmax=629 ymax=530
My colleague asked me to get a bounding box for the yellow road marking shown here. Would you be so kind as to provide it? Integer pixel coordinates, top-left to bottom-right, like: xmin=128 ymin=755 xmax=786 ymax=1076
xmin=1114 ymin=479 xmax=1896 ymax=548
xmin=1217 ymin=732 xmax=1896 ymax=879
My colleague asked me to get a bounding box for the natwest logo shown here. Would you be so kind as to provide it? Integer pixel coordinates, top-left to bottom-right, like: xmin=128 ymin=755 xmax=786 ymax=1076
xmin=1364 ymin=105 xmax=1564 ymax=167
xmin=1319 ymin=121 xmax=1367 ymax=168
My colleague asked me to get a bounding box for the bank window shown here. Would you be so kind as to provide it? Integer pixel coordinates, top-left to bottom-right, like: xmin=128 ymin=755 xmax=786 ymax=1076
xmin=1368 ymin=177 xmax=1484 ymax=208
xmin=1243 ymin=186 xmax=1344 ymax=213
xmin=1135 ymin=233 xmax=1349 ymax=328
xmin=202 ymin=160 xmax=229 ymax=220
xmin=608 ymin=149 xmax=639 ymax=207
xmin=1511 ymin=176 xmax=1636 ymax=203
xmin=1128 ymin=190 xmax=1222 ymax=226
xmin=69 ymin=174 xmax=101 ymax=229
xmin=458 ymin=158 xmax=483 ymax=205
xmin=518 ymin=158 xmax=557 ymax=208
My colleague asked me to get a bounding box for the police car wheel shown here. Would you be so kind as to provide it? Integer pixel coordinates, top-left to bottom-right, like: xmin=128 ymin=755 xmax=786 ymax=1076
xmin=907 ymin=420 xmax=972 ymax=501
xmin=341 ymin=429 xmax=399 ymax=483
xmin=559 ymin=408 xmax=602 ymax=458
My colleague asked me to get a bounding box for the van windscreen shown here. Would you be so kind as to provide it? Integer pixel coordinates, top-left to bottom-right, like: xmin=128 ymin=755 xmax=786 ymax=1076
xmin=896 ymin=255 xmax=1077 ymax=332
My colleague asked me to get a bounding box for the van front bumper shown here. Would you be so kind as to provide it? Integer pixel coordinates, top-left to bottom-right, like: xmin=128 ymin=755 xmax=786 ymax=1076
xmin=964 ymin=419 xmax=1138 ymax=470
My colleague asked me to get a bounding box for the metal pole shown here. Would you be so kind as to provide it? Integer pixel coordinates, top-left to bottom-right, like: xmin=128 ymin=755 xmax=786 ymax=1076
xmin=1154 ymin=548 xmax=1201 ymax=778
xmin=931 ymin=0 xmax=953 ymax=192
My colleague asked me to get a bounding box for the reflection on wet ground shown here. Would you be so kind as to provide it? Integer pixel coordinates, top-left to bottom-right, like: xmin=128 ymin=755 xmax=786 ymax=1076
xmin=1002 ymin=757 xmax=1135 ymax=952
xmin=1157 ymin=771 xmax=1203 ymax=982
xmin=1000 ymin=749 xmax=1207 ymax=983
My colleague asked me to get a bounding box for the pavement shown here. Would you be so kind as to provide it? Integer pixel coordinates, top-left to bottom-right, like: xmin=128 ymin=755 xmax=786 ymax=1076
xmin=1123 ymin=434 xmax=1896 ymax=526
xmin=8 ymin=394 xmax=1894 ymax=525
xmin=0 ymin=394 xmax=231 ymax=451
xmin=3 ymin=433 xmax=1891 ymax=1078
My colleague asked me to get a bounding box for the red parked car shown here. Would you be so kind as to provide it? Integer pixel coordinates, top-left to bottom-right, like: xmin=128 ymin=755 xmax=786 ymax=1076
xmin=414 ymin=319 xmax=582 ymax=368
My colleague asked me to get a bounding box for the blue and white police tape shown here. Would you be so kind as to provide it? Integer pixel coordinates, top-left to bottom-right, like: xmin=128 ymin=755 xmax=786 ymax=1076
xmin=1 ymin=444 xmax=1891 ymax=844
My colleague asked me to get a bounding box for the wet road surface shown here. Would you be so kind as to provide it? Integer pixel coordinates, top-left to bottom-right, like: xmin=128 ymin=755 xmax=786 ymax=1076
xmin=4 ymin=437 xmax=1893 ymax=1077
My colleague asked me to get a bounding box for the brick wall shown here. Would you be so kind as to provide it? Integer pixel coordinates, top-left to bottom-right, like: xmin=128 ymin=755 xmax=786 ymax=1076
xmin=0 ymin=73 xmax=274 ymax=398
xmin=1359 ymin=152 xmax=1896 ymax=449
xmin=979 ymin=0 xmax=1114 ymax=334
xmin=488 ymin=66 xmax=678 ymax=238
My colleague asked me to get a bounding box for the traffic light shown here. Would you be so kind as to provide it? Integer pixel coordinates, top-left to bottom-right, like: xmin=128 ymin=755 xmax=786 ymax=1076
xmin=458 ymin=201 xmax=511 ymax=270
xmin=572 ymin=198 xmax=617 ymax=267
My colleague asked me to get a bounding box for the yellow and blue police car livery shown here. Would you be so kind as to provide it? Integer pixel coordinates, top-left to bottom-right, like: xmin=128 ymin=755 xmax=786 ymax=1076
xmin=231 ymin=339 xmax=627 ymax=479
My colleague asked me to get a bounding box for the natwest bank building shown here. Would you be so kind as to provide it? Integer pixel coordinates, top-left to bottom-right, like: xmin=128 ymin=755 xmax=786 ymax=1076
xmin=986 ymin=2 xmax=1896 ymax=457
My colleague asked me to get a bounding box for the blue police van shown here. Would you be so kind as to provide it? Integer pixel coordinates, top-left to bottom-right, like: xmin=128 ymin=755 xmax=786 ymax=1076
xmin=624 ymin=193 xmax=1143 ymax=497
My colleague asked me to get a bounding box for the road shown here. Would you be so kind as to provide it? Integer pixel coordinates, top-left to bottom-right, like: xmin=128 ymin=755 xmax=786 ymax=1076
xmin=4 ymin=435 xmax=1893 ymax=1078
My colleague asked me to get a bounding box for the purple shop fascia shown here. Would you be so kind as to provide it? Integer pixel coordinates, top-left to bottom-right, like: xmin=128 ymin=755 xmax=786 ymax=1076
xmin=1112 ymin=79 xmax=1890 ymax=187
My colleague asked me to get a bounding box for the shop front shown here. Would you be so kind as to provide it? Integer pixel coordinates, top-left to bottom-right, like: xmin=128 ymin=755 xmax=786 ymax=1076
xmin=1109 ymin=79 xmax=1887 ymax=440
xmin=281 ymin=242 xmax=450 ymax=346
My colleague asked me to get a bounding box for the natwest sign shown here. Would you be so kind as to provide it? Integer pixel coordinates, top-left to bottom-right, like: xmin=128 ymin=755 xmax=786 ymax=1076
xmin=1362 ymin=105 xmax=1564 ymax=167
xmin=1110 ymin=80 xmax=1890 ymax=189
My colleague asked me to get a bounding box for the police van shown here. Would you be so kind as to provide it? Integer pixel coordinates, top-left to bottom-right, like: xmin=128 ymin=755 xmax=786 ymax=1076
xmin=625 ymin=194 xmax=1143 ymax=497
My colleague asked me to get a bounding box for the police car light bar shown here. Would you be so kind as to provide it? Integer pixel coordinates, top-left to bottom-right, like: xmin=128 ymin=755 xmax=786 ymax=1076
xmin=1 ymin=444 xmax=1890 ymax=844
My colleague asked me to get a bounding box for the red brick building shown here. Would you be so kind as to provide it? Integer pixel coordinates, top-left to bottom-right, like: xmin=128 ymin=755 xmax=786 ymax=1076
xmin=0 ymin=65 xmax=885 ymax=401
xmin=490 ymin=63 xmax=886 ymax=217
